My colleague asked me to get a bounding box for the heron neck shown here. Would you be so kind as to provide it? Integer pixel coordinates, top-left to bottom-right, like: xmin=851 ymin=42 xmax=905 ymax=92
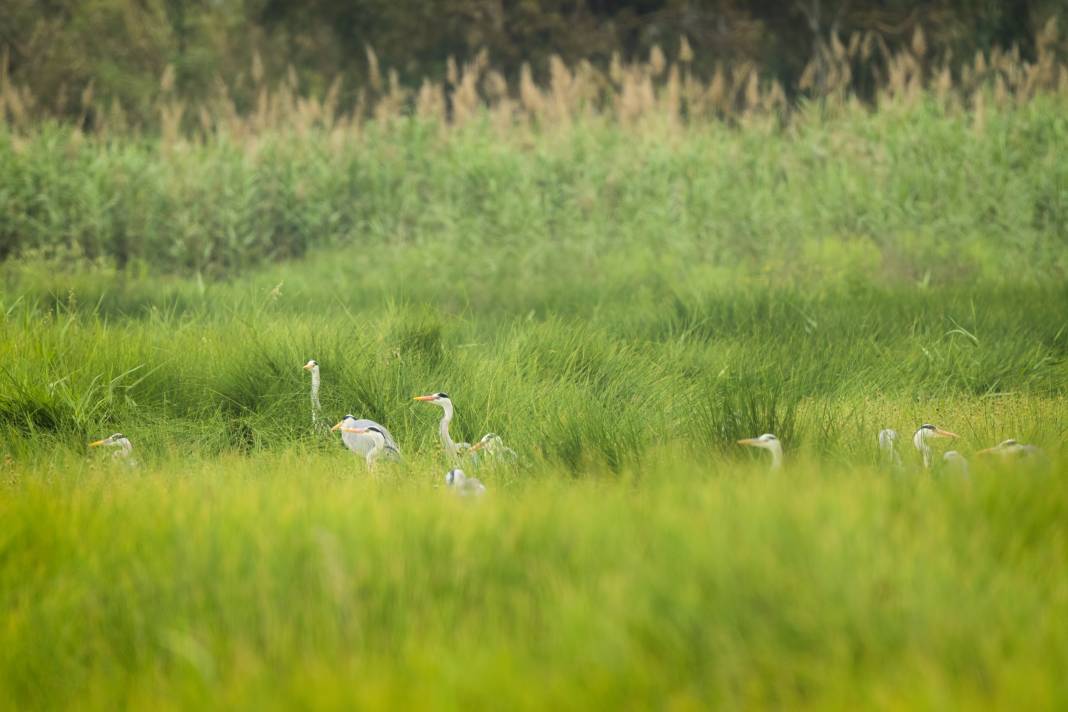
xmin=914 ymin=431 xmax=932 ymax=468
xmin=115 ymin=440 xmax=133 ymax=457
xmin=310 ymin=367 xmax=322 ymax=418
xmin=918 ymin=442 xmax=932 ymax=468
xmin=768 ymin=444 xmax=783 ymax=470
xmin=880 ymin=440 xmax=901 ymax=466
xmin=439 ymin=403 xmax=457 ymax=455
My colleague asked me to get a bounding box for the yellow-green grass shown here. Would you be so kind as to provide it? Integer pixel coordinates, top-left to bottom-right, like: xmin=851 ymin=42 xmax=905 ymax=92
xmin=2 ymin=449 xmax=1067 ymax=710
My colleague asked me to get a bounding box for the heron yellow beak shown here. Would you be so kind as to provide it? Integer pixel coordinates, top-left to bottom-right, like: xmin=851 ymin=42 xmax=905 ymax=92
xmin=469 ymin=440 xmax=486 ymax=452
xmin=341 ymin=427 xmax=367 ymax=434
xmin=934 ymin=428 xmax=959 ymax=439
xmin=302 ymin=363 xmax=313 ymax=371
xmin=975 ymin=446 xmax=998 ymax=456
xmin=88 ymin=439 xmax=107 ymax=448
xmin=330 ymin=421 xmax=344 ymax=431
xmin=737 ymin=438 xmax=758 ymax=447
xmin=413 ymin=395 xmax=436 ymax=402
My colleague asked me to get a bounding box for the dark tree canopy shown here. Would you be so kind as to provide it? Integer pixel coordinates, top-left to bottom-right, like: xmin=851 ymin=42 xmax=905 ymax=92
xmin=2 ymin=0 xmax=1064 ymax=123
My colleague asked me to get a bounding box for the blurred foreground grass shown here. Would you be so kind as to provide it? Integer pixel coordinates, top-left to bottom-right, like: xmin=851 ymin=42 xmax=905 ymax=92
xmin=2 ymin=451 xmax=1066 ymax=709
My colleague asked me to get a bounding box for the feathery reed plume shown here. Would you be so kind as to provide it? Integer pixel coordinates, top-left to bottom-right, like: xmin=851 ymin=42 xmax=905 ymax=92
xmin=0 ymin=20 xmax=1065 ymax=135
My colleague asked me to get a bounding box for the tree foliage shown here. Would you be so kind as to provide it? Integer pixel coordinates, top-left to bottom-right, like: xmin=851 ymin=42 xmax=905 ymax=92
xmin=2 ymin=0 xmax=1065 ymax=123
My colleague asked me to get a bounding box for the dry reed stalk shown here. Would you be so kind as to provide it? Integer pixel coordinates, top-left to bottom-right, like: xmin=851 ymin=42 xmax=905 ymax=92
xmin=548 ymin=55 xmax=575 ymax=126
xmin=450 ymin=58 xmax=481 ymax=126
xmin=518 ymin=63 xmax=544 ymax=119
xmin=416 ymin=78 xmax=446 ymax=123
xmin=679 ymin=36 xmax=694 ymax=64
xmin=365 ymin=46 xmax=382 ymax=93
xmin=2 ymin=20 xmax=1067 ymax=137
xmin=649 ymin=45 xmax=666 ymax=77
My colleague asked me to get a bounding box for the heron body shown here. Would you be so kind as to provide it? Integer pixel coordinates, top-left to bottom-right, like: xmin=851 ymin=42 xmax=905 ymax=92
xmin=445 ymin=468 xmax=486 ymax=497
xmin=339 ymin=424 xmax=391 ymax=467
xmin=942 ymin=450 xmax=970 ymax=479
xmin=913 ymin=424 xmax=958 ymax=469
xmin=331 ymin=415 xmax=401 ymax=460
xmin=738 ymin=433 xmax=783 ymax=470
xmin=977 ymin=439 xmax=1046 ymax=461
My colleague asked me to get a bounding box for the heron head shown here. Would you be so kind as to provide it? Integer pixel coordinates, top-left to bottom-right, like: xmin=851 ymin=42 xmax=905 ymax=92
xmin=330 ymin=414 xmax=357 ymax=431
xmin=344 ymin=424 xmax=384 ymax=438
xmin=414 ymin=392 xmax=451 ymax=407
xmin=303 ymin=359 xmax=319 ymax=371
xmin=738 ymin=433 xmax=779 ymax=450
xmin=916 ymin=424 xmax=958 ymax=439
xmin=469 ymin=432 xmax=501 ymax=452
xmin=89 ymin=433 xmax=126 ymax=448
xmin=977 ymin=438 xmax=1023 ymax=456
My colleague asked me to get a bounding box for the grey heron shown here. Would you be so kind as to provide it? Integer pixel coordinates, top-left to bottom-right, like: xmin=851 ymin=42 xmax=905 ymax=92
xmin=331 ymin=414 xmax=401 ymax=460
xmin=913 ymin=424 xmax=958 ymax=469
xmin=89 ymin=433 xmax=133 ymax=460
xmin=445 ymin=468 xmax=486 ymax=497
xmin=976 ymin=439 xmax=1047 ymax=462
xmin=737 ymin=433 xmax=783 ymax=470
xmin=468 ymin=432 xmax=518 ymax=464
xmin=413 ymin=393 xmax=471 ymax=458
xmin=878 ymin=429 xmax=903 ymax=468
xmin=302 ymin=359 xmax=323 ymax=426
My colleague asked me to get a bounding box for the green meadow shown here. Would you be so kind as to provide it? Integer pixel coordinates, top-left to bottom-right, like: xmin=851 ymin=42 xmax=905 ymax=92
xmin=2 ymin=97 xmax=1067 ymax=708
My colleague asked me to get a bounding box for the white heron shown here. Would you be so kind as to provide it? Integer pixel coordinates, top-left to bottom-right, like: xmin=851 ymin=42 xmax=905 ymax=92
xmin=737 ymin=433 xmax=783 ymax=470
xmin=913 ymin=424 xmax=959 ymax=469
xmin=88 ymin=433 xmax=133 ymax=460
xmin=976 ymin=439 xmax=1048 ymax=463
xmin=444 ymin=468 xmax=486 ymax=497
xmin=942 ymin=450 xmax=970 ymax=479
xmin=336 ymin=424 xmax=391 ymax=467
xmin=413 ymin=393 xmax=471 ymax=458
xmin=878 ymin=429 xmax=903 ymax=468
xmin=302 ymin=359 xmax=323 ymax=426
xmin=468 ymin=432 xmax=518 ymax=464
xmin=331 ymin=414 xmax=401 ymax=460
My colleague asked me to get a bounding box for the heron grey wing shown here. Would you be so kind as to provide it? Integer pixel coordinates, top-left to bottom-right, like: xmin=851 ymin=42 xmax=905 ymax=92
xmin=351 ymin=419 xmax=402 ymax=454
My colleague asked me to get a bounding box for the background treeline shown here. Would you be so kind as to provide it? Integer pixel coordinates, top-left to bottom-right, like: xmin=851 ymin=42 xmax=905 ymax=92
xmin=2 ymin=0 xmax=1067 ymax=127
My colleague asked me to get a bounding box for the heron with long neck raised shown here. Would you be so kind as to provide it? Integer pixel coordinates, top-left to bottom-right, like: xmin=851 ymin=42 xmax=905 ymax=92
xmin=913 ymin=424 xmax=958 ymax=469
xmin=413 ymin=393 xmax=471 ymax=458
xmin=737 ymin=433 xmax=783 ymax=470
xmin=303 ymin=359 xmax=323 ymax=426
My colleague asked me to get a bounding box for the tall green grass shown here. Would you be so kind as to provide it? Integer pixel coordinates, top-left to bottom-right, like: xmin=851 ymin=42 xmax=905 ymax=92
xmin=2 ymin=277 xmax=1065 ymax=468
